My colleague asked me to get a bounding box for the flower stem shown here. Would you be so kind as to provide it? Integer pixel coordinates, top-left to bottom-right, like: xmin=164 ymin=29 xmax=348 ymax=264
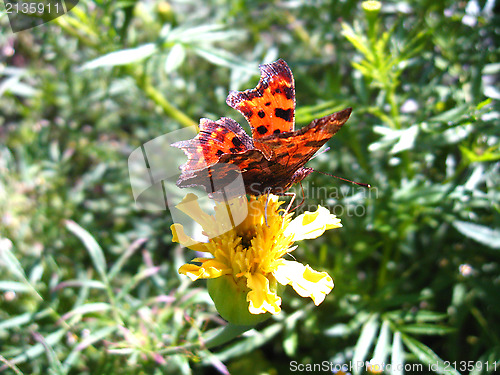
xmin=203 ymin=324 xmax=254 ymax=349
xmin=134 ymin=75 xmax=197 ymax=128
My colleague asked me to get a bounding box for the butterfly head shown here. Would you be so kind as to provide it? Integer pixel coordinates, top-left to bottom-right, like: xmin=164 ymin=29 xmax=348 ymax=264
xmin=289 ymin=167 xmax=314 ymax=187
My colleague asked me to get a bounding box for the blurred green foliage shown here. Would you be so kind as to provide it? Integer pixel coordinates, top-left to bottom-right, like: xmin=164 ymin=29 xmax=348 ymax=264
xmin=0 ymin=0 xmax=499 ymax=374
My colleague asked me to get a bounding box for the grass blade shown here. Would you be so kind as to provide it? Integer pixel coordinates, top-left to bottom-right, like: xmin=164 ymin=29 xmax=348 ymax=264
xmin=66 ymin=220 xmax=107 ymax=282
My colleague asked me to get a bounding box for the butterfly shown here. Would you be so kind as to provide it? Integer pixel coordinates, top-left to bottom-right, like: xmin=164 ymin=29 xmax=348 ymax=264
xmin=172 ymin=59 xmax=352 ymax=198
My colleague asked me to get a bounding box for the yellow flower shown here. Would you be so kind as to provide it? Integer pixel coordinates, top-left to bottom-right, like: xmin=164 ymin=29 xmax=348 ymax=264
xmin=172 ymin=193 xmax=341 ymax=323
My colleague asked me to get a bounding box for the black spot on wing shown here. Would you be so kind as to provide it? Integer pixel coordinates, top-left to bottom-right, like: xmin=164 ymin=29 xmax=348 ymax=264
xmin=256 ymin=125 xmax=268 ymax=135
xmin=232 ymin=137 xmax=243 ymax=147
xmin=257 ymin=110 xmax=265 ymax=118
xmin=283 ymin=85 xmax=294 ymax=100
xmin=275 ymin=108 xmax=292 ymax=122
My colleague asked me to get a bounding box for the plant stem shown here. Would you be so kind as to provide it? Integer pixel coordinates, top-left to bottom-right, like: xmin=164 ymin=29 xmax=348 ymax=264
xmin=134 ymin=75 xmax=197 ymax=128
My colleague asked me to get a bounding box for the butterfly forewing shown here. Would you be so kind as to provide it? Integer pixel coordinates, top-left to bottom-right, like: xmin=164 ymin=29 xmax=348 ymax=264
xmin=226 ymin=59 xmax=295 ymax=140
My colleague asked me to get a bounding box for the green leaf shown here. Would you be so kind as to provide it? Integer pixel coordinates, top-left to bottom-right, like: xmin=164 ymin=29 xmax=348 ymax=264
xmin=283 ymin=330 xmax=298 ymax=357
xmin=370 ymin=320 xmax=390 ymax=372
xmin=0 ymin=281 xmax=32 ymax=293
xmin=342 ymin=23 xmax=372 ymax=58
xmin=352 ymin=314 xmax=379 ymax=375
xmin=401 ymin=324 xmax=455 ymax=336
xmin=401 ymin=334 xmax=460 ymax=375
xmin=0 ymin=309 xmax=52 ymax=331
xmin=31 ymin=331 xmax=65 ymax=375
xmin=79 ymin=44 xmax=156 ymax=70
xmin=10 ymin=329 xmax=66 ymax=367
xmin=390 ymin=125 xmax=419 ymax=154
xmin=165 ymin=43 xmax=186 ymax=73
xmin=428 ymin=104 xmax=471 ymax=123
xmin=460 ymin=145 xmax=500 ymax=163
xmin=413 ymin=311 xmax=448 ymax=323
xmin=62 ymin=326 xmax=117 ymax=372
xmin=385 ymin=310 xmax=448 ymax=323
xmin=61 ymin=302 xmax=112 ymax=322
xmin=191 ymin=46 xmax=253 ymax=72
xmin=65 ymin=220 xmax=108 ymax=281
xmin=0 ymin=241 xmax=41 ymax=299
xmin=0 ymin=241 xmax=28 ymax=282
xmin=391 ymin=332 xmax=404 ymax=375
xmin=108 ymin=238 xmax=147 ymax=281
xmin=169 ymin=24 xmax=243 ymax=44
xmin=208 ymin=323 xmax=282 ymax=363
xmin=55 ymin=279 xmax=106 ymax=291
xmin=453 ymin=221 xmax=500 ymax=249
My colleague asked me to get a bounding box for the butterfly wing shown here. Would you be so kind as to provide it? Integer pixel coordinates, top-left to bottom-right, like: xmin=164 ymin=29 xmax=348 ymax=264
xmin=172 ymin=117 xmax=253 ymax=174
xmin=262 ymin=108 xmax=352 ymax=175
xmin=173 ymin=108 xmax=351 ymax=196
xmin=226 ymin=59 xmax=295 ymax=141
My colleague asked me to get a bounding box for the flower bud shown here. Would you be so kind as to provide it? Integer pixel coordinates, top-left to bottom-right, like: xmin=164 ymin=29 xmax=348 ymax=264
xmin=208 ymin=275 xmax=273 ymax=326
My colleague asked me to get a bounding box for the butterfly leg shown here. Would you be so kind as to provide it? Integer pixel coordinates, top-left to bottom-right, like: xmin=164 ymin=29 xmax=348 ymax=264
xmin=282 ymin=192 xmax=296 ymax=217
xmin=283 ymin=182 xmax=306 ymax=220
xmin=290 ymin=181 xmax=306 ymax=212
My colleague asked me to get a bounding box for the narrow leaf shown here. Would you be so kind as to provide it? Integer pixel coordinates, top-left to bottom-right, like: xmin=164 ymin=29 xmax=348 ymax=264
xmin=32 ymin=331 xmax=65 ymax=375
xmin=391 ymin=331 xmax=404 ymax=375
xmin=165 ymin=43 xmax=186 ymax=73
xmin=79 ymin=44 xmax=156 ymax=70
xmin=353 ymin=314 xmax=379 ymax=375
xmin=0 ymin=281 xmax=32 ymax=293
xmin=402 ymin=334 xmax=460 ymax=375
xmin=10 ymin=329 xmax=66 ymax=366
xmin=401 ymin=324 xmax=455 ymax=336
xmin=370 ymin=320 xmax=390 ymax=370
xmin=66 ymin=220 xmax=108 ymax=281
xmin=61 ymin=302 xmax=112 ymax=322
xmin=63 ymin=326 xmax=117 ymax=370
xmin=453 ymin=221 xmax=500 ymax=249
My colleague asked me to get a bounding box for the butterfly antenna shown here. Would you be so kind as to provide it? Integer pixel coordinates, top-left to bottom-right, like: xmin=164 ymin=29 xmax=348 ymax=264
xmin=313 ymin=170 xmax=371 ymax=188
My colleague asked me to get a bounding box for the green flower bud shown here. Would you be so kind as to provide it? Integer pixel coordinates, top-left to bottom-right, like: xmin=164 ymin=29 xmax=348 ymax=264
xmin=208 ymin=275 xmax=272 ymax=326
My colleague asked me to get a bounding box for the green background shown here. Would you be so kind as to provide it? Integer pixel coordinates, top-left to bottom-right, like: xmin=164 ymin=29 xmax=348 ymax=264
xmin=0 ymin=0 xmax=499 ymax=374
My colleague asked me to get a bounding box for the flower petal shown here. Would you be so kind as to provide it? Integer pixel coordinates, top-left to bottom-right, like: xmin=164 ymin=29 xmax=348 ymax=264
xmin=284 ymin=206 xmax=341 ymax=241
xmin=179 ymin=259 xmax=230 ymax=280
xmin=170 ymin=224 xmax=209 ymax=252
xmin=175 ymin=194 xmax=216 ymax=235
xmin=246 ymin=273 xmax=281 ymax=315
xmin=273 ymin=260 xmax=334 ymax=305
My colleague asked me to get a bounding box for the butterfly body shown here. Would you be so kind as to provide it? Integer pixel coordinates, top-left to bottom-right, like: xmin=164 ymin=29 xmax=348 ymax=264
xmin=172 ymin=59 xmax=351 ymax=197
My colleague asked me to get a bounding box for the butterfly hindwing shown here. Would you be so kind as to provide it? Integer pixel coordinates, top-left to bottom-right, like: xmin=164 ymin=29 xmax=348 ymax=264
xmin=226 ymin=59 xmax=295 ymax=140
